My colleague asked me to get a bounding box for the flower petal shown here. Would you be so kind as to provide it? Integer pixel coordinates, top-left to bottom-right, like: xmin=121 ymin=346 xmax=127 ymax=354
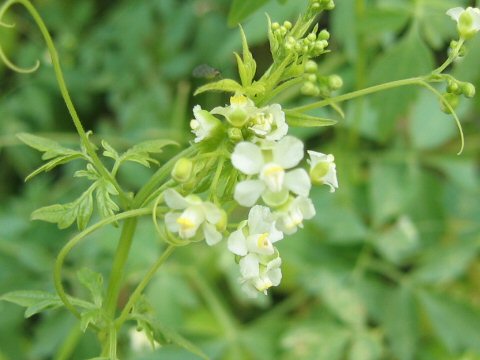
xmin=165 ymin=212 xmax=180 ymax=232
xmin=203 ymin=223 xmax=222 ymax=246
xmin=228 ymin=229 xmax=248 ymax=256
xmin=231 ymin=142 xmax=264 ymax=175
xmin=284 ymin=168 xmax=311 ymax=196
xmin=273 ymin=136 xmax=304 ymax=169
xmin=202 ymin=202 xmax=222 ymax=224
xmin=446 ymin=7 xmax=464 ymax=21
xmin=164 ymin=189 xmax=189 ymax=209
xmin=234 ymin=180 xmax=265 ymax=207
xmin=239 ymin=253 xmax=260 ymax=279
xmin=247 ymin=205 xmax=273 ymax=234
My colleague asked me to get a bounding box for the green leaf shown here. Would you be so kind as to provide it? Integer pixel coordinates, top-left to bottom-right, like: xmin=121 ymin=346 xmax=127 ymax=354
xmin=77 ymin=268 xmax=104 ymax=307
xmin=120 ymin=139 xmax=177 ymax=167
xmin=382 ymin=287 xmax=417 ymax=360
xmin=31 ymin=186 xmax=95 ymax=230
xmin=285 ymin=111 xmax=338 ymax=127
xmin=17 ymin=133 xmax=77 ymax=160
xmin=194 ymin=79 xmax=244 ymax=96
xmin=0 ymin=290 xmax=94 ymax=318
xmin=31 ymin=203 xmax=78 ymax=229
xmin=418 ymin=291 xmax=480 ymax=353
xmin=236 ymin=26 xmax=256 ymax=87
xmin=94 ymin=178 xmax=119 ymax=218
xmin=25 ymin=153 xmax=85 ymax=181
xmin=80 ymin=308 xmax=105 ymax=332
xmin=349 ymin=331 xmax=383 ymax=360
xmin=228 ymin=0 xmax=269 ymax=27
xmin=101 ymin=140 xmax=119 ymax=160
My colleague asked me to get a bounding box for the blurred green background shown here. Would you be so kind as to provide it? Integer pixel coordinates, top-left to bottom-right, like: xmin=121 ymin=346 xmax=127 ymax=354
xmin=0 ymin=0 xmax=479 ymax=359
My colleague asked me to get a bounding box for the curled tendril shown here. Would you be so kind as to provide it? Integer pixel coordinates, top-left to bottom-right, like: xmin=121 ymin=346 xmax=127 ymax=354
xmin=0 ymin=19 xmax=15 ymax=27
xmin=420 ymin=81 xmax=465 ymax=155
xmin=0 ymin=44 xmax=40 ymax=73
xmin=152 ymin=193 xmax=191 ymax=247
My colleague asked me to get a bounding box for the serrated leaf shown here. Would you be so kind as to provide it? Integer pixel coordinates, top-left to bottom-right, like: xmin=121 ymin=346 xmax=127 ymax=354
xmin=236 ymin=25 xmax=256 ymax=87
xmin=77 ymin=268 xmax=104 ymax=307
xmin=101 ymin=140 xmax=119 ymax=160
xmin=80 ymin=308 xmax=105 ymax=332
xmin=120 ymin=139 xmax=177 ymax=167
xmin=94 ymin=178 xmax=119 ymax=218
xmin=228 ymin=0 xmax=269 ymax=27
xmin=194 ymin=79 xmax=244 ymax=96
xmin=31 ymin=203 xmax=78 ymax=229
xmin=76 ymin=189 xmax=94 ymax=230
xmin=25 ymin=153 xmax=84 ymax=181
xmin=17 ymin=133 xmax=77 ymax=160
xmin=285 ymin=111 xmax=337 ymax=127
xmin=0 ymin=290 xmax=94 ymax=318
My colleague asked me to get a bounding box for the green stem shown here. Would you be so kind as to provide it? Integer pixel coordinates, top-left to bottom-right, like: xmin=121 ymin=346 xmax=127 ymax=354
xmin=104 ymin=218 xmax=138 ymax=319
xmin=0 ymin=0 xmax=129 ymax=206
xmin=289 ymin=77 xmax=424 ymax=113
xmin=115 ymin=245 xmax=176 ymax=328
xmin=434 ymin=38 xmax=465 ymax=74
xmin=54 ymin=208 xmax=152 ymax=319
xmin=133 ymin=145 xmax=198 ymax=207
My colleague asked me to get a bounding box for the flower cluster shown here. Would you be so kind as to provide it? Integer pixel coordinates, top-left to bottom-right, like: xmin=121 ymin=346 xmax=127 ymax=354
xmin=162 ymin=95 xmax=338 ymax=297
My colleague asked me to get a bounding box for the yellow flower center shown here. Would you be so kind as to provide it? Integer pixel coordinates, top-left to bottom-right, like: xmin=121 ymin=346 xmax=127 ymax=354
xmin=176 ymin=217 xmax=196 ymax=230
xmin=257 ymin=233 xmax=270 ymax=248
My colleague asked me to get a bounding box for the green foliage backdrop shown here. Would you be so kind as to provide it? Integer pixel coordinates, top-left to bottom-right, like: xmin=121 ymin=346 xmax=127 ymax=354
xmin=0 ymin=0 xmax=479 ymax=359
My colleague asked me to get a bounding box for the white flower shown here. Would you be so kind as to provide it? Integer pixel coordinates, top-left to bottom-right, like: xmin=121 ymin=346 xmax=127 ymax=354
xmin=212 ymin=95 xmax=288 ymax=141
xmin=275 ymin=196 xmax=316 ymax=235
xmin=164 ymin=189 xmax=225 ymax=245
xmin=211 ymin=94 xmax=256 ymax=127
xmin=231 ymin=136 xmax=311 ymax=207
xmin=228 ymin=206 xmax=283 ymax=257
xmin=239 ymin=253 xmax=282 ymax=297
xmin=190 ymin=105 xmax=221 ymax=143
xmin=248 ymin=104 xmax=288 ymax=141
xmin=447 ymin=7 xmax=480 ymax=39
xmin=129 ymin=328 xmax=159 ymax=352
xmin=307 ymin=150 xmax=338 ymax=192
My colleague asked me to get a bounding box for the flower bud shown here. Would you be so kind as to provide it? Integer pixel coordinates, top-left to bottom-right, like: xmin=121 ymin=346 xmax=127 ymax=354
xmin=328 ymin=75 xmax=343 ymax=90
xmin=283 ymin=21 xmax=292 ymax=30
xmin=228 ymin=127 xmax=243 ymax=142
xmin=215 ymin=209 xmax=228 ymax=232
xmin=447 ymin=7 xmax=480 ymax=40
xmin=318 ymin=29 xmax=330 ymax=40
xmin=272 ymin=22 xmax=280 ymax=30
xmin=172 ymin=158 xmax=193 ymax=183
xmin=461 ymin=82 xmax=476 ymax=98
xmin=301 ymin=82 xmax=319 ymax=96
xmin=446 ymin=80 xmax=460 ymax=94
xmin=304 ymin=60 xmax=318 ymax=73
xmin=440 ymin=93 xmax=460 ymax=114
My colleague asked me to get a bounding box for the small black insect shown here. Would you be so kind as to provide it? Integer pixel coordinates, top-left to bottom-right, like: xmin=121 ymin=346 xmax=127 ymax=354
xmin=192 ymin=64 xmax=221 ymax=80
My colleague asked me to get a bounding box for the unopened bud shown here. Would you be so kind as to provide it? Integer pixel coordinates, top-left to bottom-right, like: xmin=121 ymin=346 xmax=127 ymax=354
xmin=440 ymin=93 xmax=460 ymax=114
xmin=328 ymin=75 xmax=343 ymax=90
xmin=228 ymin=127 xmax=243 ymax=142
xmin=172 ymin=158 xmax=193 ymax=183
xmin=304 ymin=60 xmax=318 ymax=73
xmin=216 ymin=210 xmax=228 ymax=232
xmin=318 ymin=29 xmax=330 ymax=40
xmin=283 ymin=21 xmax=292 ymax=30
xmin=461 ymin=82 xmax=476 ymax=98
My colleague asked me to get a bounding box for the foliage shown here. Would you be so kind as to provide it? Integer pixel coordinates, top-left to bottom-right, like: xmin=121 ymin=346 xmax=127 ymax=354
xmin=0 ymin=0 xmax=479 ymax=359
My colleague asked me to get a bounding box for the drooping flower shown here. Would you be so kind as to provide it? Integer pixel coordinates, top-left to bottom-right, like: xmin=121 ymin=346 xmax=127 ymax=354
xmin=275 ymin=196 xmax=316 ymax=235
xmin=228 ymin=205 xmax=283 ymax=257
xmin=190 ymin=105 xmax=221 ymax=143
xmin=239 ymin=253 xmax=282 ymax=297
xmin=447 ymin=7 xmax=480 ymax=39
xmin=231 ymin=136 xmax=311 ymax=207
xmin=164 ymin=189 xmax=225 ymax=245
xmin=307 ymin=150 xmax=338 ymax=192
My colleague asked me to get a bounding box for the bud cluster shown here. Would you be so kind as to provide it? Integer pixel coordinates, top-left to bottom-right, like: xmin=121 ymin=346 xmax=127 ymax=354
xmin=301 ymin=60 xmax=343 ymax=97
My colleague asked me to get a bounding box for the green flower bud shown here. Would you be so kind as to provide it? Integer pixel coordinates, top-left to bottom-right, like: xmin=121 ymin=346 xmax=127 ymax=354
xmin=307 ymin=33 xmax=317 ymax=42
xmin=304 ymin=60 xmax=318 ymax=73
xmin=461 ymin=82 xmax=476 ymax=98
xmin=228 ymin=127 xmax=243 ymax=142
xmin=328 ymin=75 xmax=343 ymax=90
xmin=172 ymin=158 xmax=193 ymax=183
xmin=318 ymin=29 xmax=330 ymax=40
xmin=301 ymin=82 xmax=320 ymax=96
xmin=215 ymin=209 xmax=228 ymax=232
xmin=440 ymin=93 xmax=460 ymax=114
xmin=272 ymin=22 xmax=280 ymax=30
xmin=283 ymin=21 xmax=292 ymax=30
xmin=447 ymin=80 xmax=460 ymax=94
